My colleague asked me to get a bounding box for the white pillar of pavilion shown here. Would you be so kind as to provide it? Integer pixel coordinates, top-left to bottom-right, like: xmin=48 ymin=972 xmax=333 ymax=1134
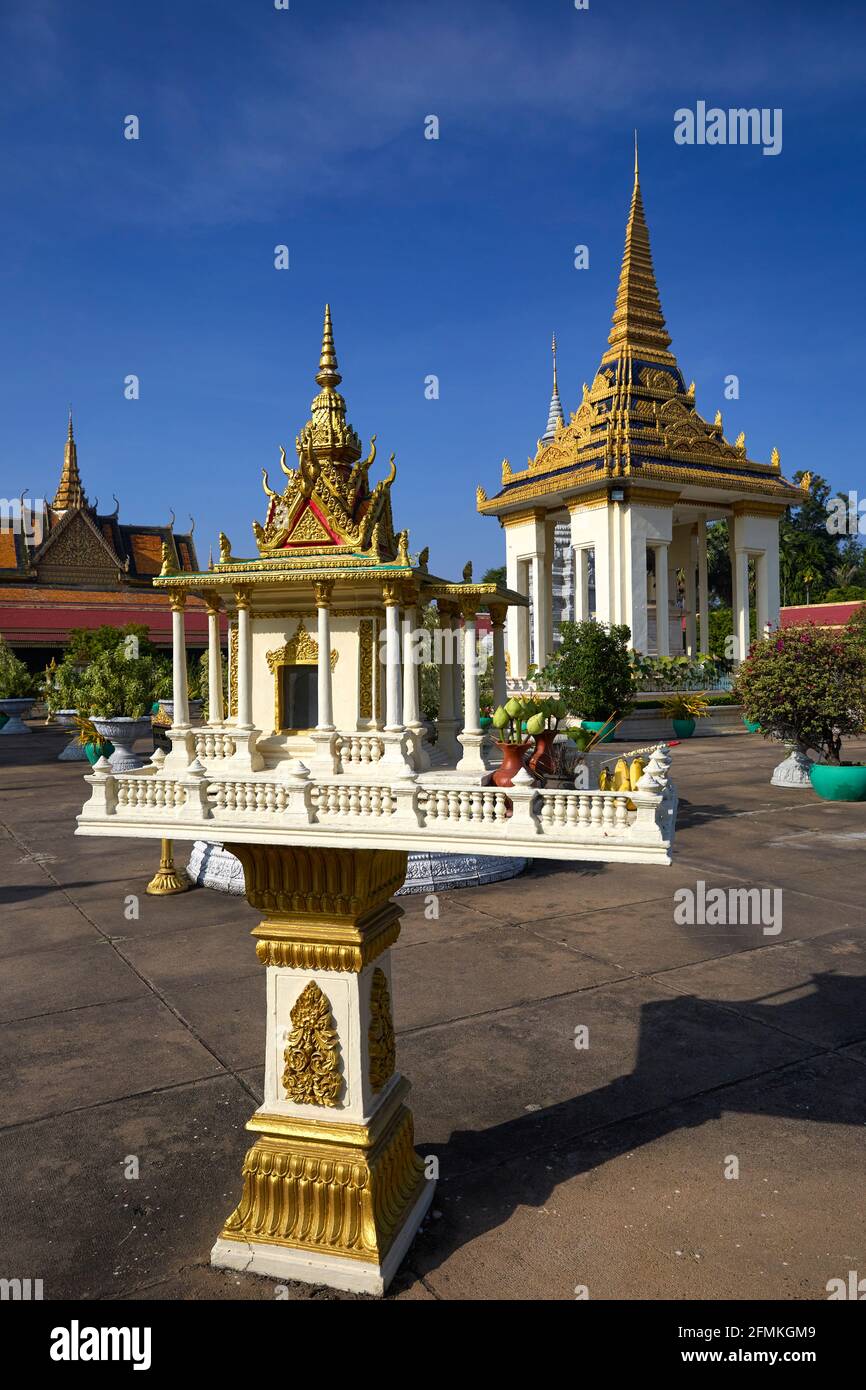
xmin=235 ymin=591 xmax=253 ymax=729
xmin=170 ymin=592 xmax=191 ymax=729
xmin=315 ymin=581 xmax=335 ymax=731
xmin=733 ymin=548 xmax=751 ymax=662
xmin=490 ymin=605 xmax=508 ymax=709
xmin=205 ymin=594 xmax=225 ymax=725
xmin=697 ymin=517 xmax=710 ymax=656
xmin=652 ymin=545 xmax=671 ymax=656
xmin=383 ymin=593 xmax=403 ymax=733
xmin=684 ymin=531 xmax=697 ymax=657
xmin=456 ymin=600 xmax=486 ymax=773
xmin=574 ymin=547 xmax=590 ymax=622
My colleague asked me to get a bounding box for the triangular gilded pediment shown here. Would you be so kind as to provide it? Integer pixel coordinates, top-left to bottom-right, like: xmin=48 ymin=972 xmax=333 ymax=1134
xmin=33 ymin=508 xmax=123 ymax=581
xmin=286 ymin=503 xmax=335 ymax=547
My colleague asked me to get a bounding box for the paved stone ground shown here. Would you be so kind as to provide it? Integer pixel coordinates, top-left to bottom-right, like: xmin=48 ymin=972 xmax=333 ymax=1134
xmin=1 ymin=726 xmax=865 ymax=1302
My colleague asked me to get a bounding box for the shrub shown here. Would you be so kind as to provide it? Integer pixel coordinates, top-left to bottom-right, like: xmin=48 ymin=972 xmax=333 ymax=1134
xmin=74 ymin=648 xmax=171 ymax=719
xmin=735 ymin=624 xmax=866 ymax=763
xmin=0 ymin=638 xmax=37 ymax=699
xmin=544 ymin=620 xmax=634 ymax=721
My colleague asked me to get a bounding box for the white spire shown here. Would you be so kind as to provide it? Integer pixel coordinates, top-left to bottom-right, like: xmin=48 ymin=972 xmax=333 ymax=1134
xmin=541 ymin=333 xmax=564 ymax=444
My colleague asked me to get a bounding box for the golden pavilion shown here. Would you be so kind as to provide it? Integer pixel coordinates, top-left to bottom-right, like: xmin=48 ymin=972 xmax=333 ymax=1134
xmin=477 ymin=146 xmax=802 ymax=675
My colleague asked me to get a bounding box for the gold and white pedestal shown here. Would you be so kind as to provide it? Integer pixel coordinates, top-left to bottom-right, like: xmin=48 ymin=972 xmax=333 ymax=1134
xmin=210 ymin=844 xmax=434 ymax=1296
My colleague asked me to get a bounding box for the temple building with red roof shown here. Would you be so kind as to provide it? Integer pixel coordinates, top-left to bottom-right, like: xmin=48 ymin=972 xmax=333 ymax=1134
xmin=0 ymin=415 xmax=212 ymax=663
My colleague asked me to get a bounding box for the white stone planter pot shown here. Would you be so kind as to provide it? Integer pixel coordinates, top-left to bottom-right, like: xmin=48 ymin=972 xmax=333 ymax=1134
xmin=56 ymin=709 xmax=89 ymax=761
xmin=90 ymin=716 xmax=153 ymax=772
xmin=0 ymin=698 xmax=35 ymax=734
xmin=770 ymin=745 xmax=814 ymax=788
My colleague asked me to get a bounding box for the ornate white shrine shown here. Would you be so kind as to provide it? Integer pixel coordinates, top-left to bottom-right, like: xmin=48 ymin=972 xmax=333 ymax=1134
xmin=76 ymin=307 xmax=678 ymax=1296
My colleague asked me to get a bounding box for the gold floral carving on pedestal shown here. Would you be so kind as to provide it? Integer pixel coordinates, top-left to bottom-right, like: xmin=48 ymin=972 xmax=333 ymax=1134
xmin=368 ymin=967 xmax=396 ymax=1092
xmin=282 ymin=981 xmax=342 ymax=1107
xmin=359 ymin=619 xmax=373 ymax=719
xmin=228 ymin=624 xmax=238 ymax=718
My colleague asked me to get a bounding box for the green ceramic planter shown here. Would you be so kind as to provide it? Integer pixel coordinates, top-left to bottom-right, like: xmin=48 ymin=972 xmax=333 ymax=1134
xmin=479 ymin=715 xmax=493 ymax=730
xmin=580 ymin=719 xmax=615 ymax=745
xmin=743 ymin=717 xmax=762 ymax=733
xmin=84 ymin=740 xmax=115 ymax=765
xmin=671 ymin=717 xmax=696 ymax=739
xmin=809 ymin=763 xmax=866 ymax=802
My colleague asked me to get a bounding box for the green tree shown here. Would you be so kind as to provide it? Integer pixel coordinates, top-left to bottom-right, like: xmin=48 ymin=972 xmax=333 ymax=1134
xmin=543 ymin=620 xmax=634 ymax=721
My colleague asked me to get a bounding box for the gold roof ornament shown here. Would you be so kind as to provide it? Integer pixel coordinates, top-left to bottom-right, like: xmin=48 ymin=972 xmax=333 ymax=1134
xmin=771 ymin=446 xmax=780 ymax=469
xmin=252 ymin=306 xmax=399 ymax=560
xmin=603 ymin=132 xmax=674 ymax=366
xmin=478 ymin=142 xmax=803 ymax=513
xmin=800 ymin=471 xmax=813 ymax=492
xmin=52 ymin=411 xmax=88 ymax=512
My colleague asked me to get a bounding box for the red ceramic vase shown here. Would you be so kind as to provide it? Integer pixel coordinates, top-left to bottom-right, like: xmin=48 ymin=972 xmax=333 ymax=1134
xmin=528 ymin=728 xmax=557 ymax=779
xmin=492 ymin=739 xmax=532 ymax=787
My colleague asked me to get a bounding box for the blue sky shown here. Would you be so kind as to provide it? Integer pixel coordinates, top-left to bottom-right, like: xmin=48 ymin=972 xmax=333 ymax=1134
xmin=1 ymin=0 xmax=864 ymax=576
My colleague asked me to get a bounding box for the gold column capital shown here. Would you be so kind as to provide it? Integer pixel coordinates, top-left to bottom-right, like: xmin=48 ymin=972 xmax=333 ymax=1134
xmin=489 ymin=603 xmax=508 ymax=628
xmin=381 ymin=581 xmax=403 ymax=608
xmin=314 ymin=580 xmax=335 ymax=607
xmin=200 ymin=589 xmax=223 ymax=616
xmin=167 ymin=589 xmax=187 ymax=612
xmin=234 ymin=586 xmax=253 ymax=611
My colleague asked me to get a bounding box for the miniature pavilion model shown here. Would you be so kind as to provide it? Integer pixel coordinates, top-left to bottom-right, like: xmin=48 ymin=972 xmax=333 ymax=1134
xmin=478 ymin=145 xmax=802 ymax=675
xmin=77 ymin=306 xmax=678 ymax=1295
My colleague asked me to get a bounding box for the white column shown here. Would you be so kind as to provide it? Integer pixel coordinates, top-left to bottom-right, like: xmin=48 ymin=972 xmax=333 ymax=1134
xmin=755 ymin=552 xmax=770 ymax=638
xmin=530 ymin=552 xmax=548 ymax=669
xmin=402 ymin=604 xmax=421 ymax=730
xmin=451 ymin=630 xmax=463 ymax=731
xmin=653 ymin=545 xmax=670 ymax=656
xmin=236 ymin=595 xmax=253 ymax=729
xmin=456 ymin=602 xmax=486 ymax=772
xmin=734 ymin=549 xmax=751 ymax=663
xmin=697 ymin=517 xmax=710 ymax=655
xmin=383 ymin=596 xmax=403 ymax=732
xmin=461 ymin=607 xmax=481 ymax=736
xmin=206 ymin=599 xmax=224 ymax=725
xmin=371 ymin=619 xmax=382 ymax=729
xmin=170 ymin=594 xmax=190 ymax=728
xmin=491 ymin=609 xmax=507 ymax=708
xmin=505 ymin=538 xmax=530 ymax=679
xmin=574 ymin=548 xmax=590 ymax=622
xmin=315 ymin=584 xmax=334 ymax=730
xmin=684 ymin=537 xmax=697 ymax=657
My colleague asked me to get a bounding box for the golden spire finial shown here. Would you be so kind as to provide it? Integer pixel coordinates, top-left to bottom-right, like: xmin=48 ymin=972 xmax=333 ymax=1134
xmin=52 ymin=407 xmax=87 ymax=511
xmin=551 ymin=332 xmax=558 ymax=392
xmin=634 ymin=129 xmax=639 ymax=181
xmin=602 ymin=141 xmax=674 ymax=364
xmin=316 ymin=303 xmax=342 ymax=389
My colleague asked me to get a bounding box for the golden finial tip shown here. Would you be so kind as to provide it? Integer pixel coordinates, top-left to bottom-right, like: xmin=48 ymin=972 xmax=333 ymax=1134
xmin=316 ymin=303 xmax=341 ymax=388
xmin=634 ymin=129 xmax=639 ymax=179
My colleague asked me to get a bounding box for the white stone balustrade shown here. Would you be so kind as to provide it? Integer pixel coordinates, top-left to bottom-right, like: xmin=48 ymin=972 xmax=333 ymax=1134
xmin=78 ymin=742 xmax=677 ymax=863
xmin=335 ymin=733 xmax=385 ymax=767
xmin=194 ymin=730 xmax=238 ymax=761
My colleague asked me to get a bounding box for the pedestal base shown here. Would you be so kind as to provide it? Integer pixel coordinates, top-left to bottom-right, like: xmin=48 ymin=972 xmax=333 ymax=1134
xmin=771 ymin=746 xmax=814 ymax=788
xmin=211 ymin=1177 xmax=434 ymax=1295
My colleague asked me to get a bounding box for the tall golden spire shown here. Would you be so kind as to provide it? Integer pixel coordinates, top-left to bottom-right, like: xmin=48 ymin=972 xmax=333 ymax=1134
xmin=551 ymin=332 xmax=558 ymax=393
xmin=315 ymin=303 xmax=342 ymax=390
xmin=602 ymin=139 xmax=675 ymax=365
xmin=51 ymin=410 xmax=88 ymax=511
xmin=301 ymin=305 xmax=361 ymax=467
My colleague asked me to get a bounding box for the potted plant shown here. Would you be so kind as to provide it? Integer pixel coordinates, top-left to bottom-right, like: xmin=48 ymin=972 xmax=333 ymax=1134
xmin=661 ymin=691 xmax=710 ymax=739
xmin=490 ymin=696 xmax=536 ymax=786
xmin=158 ymin=656 xmax=205 ymax=725
xmin=0 ymin=639 xmax=37 ymax=734
xmin=735 ymin=624 xmax=866 ymax=798
xmin=544 ymin=620 xmax=634 ymax=744
xmin=526 ymin=697 xmax=567 ymax=777
xmin=75 ymin=648 xmax=166 ymax=771
xmin=71 ymin=715 xmax=115 ymax=765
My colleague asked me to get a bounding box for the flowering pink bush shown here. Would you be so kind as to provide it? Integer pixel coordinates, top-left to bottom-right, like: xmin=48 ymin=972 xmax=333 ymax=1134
xmin=735 ymin=624 xmax=866 ymax=763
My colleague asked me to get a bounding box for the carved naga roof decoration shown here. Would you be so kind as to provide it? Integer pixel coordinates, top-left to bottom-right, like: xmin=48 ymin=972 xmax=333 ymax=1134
xmin=254 ymin=306 xmax=399 ymax=561
xmin=480 ymin=146 xmax=800 ymax=512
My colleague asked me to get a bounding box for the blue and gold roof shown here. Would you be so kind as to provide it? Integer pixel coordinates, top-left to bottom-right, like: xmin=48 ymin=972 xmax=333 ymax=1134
xmin=478 ymin=148 xmax=801 ymax=516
